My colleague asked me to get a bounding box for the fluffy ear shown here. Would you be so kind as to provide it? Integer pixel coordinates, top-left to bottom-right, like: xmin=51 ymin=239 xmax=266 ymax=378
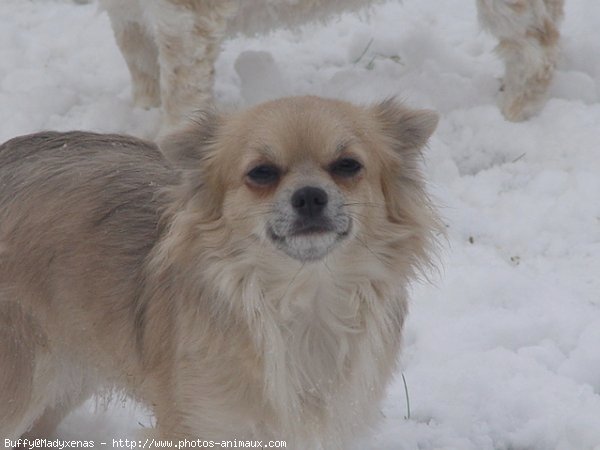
xmin=370 ymin=99 xmax=439 ymax=232
xmin=158 ymin=110 xmax=222 ymax=168
xmin=370 ymin=98 xmax=438 ymax=154
xmin=158 ymin=110 xmax=224 ymax=219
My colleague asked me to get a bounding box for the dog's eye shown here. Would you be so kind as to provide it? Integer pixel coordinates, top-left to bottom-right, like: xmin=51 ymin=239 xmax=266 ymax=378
xmin=329 ymin=158 xmax=363 ymax=177
xmin=247 ymin=164 xmax=281 ymax=185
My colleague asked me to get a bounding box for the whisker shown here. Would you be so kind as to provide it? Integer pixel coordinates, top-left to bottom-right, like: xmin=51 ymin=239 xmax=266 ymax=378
xmin=320 ymin=254 xmax=334 ymax=277
xmin=226 ymin=203 xmax=277 ymax=222
xmin=281 ymin=261 xmax=306 ymax=300
xmin=342 ymin=201 xmax=386 ymax=208
xmin=346 ymin=213 xmax=401 ymax=256
xmin=355 ymin=235 xmax=392 ymax=269
xmin=200 ymin=233 xmax=260 ymax=253
xmin=346 ymin=213 xmax=374 ymax=230
xmin=227 ymin=209 xmax=273 ymax=222
xmin=345 ymin=211 xmax=373 ymax=221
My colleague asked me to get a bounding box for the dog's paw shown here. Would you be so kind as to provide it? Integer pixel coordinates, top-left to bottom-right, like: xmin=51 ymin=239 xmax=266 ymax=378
xmin=499 ymin=92 xmax=542 ymax=122
xmin=498 ymin=70 xmax=552 ymax=122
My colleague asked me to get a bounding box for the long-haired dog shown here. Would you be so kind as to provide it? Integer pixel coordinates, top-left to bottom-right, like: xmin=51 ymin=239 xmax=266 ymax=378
xmin=101 ymin=0 xmax=563 ymax=129
xmin=0 ymin=96 xmax=439 ymax=448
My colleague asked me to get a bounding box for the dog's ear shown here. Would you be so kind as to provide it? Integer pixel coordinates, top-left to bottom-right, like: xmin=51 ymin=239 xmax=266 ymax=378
xmin=158 ymin=111 xmax=224 ymax=219
xmin=159 ymin=110 xmax=221 ymax=168
xmin=370 ymin=98 xmax=438 ymax=156
xmin=369 ymin=99 xmax=439 ymax=227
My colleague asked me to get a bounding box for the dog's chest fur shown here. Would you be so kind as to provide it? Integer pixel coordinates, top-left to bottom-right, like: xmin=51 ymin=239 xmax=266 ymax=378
xmin=208 ymin=253 xmax=407 ymax=442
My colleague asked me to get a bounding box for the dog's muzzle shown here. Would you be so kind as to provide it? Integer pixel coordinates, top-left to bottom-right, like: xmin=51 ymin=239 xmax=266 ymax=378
xmin=267 ymin=185 xmax=351 ymax=262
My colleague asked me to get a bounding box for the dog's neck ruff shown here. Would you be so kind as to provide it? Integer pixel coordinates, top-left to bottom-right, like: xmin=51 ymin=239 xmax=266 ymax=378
xmin=205 ymin=249 xmax=407 ymax=442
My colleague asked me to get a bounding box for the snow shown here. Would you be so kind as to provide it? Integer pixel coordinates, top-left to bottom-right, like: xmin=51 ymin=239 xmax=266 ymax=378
xmin=1 ymin=0 xmax=599 ymax=448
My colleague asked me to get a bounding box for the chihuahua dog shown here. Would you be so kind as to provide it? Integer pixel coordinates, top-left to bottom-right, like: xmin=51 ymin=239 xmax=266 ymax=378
xmin=0 ymin=96 xmax=439 ymax=448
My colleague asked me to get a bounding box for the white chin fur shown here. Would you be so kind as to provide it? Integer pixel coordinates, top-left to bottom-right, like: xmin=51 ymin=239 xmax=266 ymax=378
xmin=275 ymin=232 xmax=342 ymax=262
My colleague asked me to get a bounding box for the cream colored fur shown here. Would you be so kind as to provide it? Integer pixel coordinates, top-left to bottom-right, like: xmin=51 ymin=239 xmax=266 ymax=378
xmin=477 ymin=0 xmax=564 ymax=121
xmin=102 ymin=0 xmax=564 ymax=129
xmin=0 ymin=96 xmax=439 ymax=448
xmin=101 ymin=0 xmax=372 ymax=132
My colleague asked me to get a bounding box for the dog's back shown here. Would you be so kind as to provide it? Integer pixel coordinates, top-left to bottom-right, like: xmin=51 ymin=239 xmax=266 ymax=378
xmin=0 ymin=132 xmax=174 ymax=440
xmin=0 ymin=132 xmax=173 ymax=297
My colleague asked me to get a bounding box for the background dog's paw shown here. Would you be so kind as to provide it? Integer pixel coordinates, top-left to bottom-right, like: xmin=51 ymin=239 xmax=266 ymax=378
xmin=498 ymin=77 xmax=549 ymax=122
xmin=499 ymin=92 xmax=542 ymax=122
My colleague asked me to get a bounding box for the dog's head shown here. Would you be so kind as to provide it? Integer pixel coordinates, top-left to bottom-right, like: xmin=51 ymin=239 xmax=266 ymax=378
xmin=161 ymin=96 xmax=438 ymax=268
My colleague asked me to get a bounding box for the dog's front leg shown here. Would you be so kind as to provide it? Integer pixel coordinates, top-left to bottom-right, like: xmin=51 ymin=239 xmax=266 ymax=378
xmin=148 ymin=1 xmax=237 ymax=133
xmin=103 ymin=0 xmax=161 ymax=110
xmin=477 ymin=0 xmax=564 ymax=121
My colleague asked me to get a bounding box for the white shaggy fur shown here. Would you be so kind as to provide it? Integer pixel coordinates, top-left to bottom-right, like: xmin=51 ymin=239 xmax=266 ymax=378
xmin=477 ymin=0 xmax=564 ymax=121
xmin=101 ymin=0 xmax=565 ymax=130
xmin=101 ymin=0 xmax=372 ymax=132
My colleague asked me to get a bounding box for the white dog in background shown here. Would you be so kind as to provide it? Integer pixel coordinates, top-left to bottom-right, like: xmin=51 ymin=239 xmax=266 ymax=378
xmin=101 ymin=0 xmax=564 ymax=129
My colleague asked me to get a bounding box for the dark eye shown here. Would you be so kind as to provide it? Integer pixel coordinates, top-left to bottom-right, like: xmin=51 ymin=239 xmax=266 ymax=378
xmin=329 ymin=158 xmax=363 ymax=177
xmin=247 ymin=164 xmax=281 ymax=185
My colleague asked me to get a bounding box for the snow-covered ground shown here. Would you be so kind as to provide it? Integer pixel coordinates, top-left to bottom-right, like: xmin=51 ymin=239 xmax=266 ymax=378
xmin=1 ymin=0 xmax=600 ymax=448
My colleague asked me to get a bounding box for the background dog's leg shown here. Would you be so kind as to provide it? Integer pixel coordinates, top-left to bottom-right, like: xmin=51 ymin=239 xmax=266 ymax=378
xmin=102 ymin=0 xmax=161 ymax=110
xmin=149 ymin=0 xmax=237 ymax=133
xmin=476 ymin=0 xmax=564 ymax=121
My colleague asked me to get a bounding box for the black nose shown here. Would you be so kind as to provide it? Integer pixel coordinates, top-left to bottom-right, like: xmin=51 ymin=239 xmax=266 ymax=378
xmin=291 ymin=186 xmax=328 ymax=218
